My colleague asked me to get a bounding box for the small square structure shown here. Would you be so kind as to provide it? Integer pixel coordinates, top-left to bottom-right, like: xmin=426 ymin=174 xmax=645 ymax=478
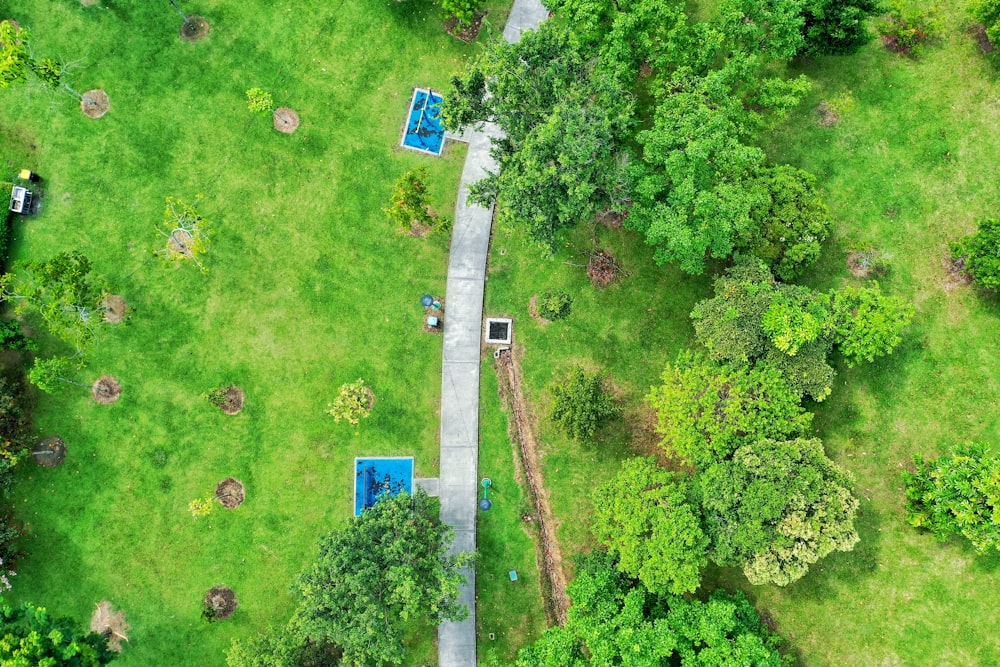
xmin=484 ymin=317 xmax=513 ymax=345
xmin=354 ymin=457 xmax=414 ymax=516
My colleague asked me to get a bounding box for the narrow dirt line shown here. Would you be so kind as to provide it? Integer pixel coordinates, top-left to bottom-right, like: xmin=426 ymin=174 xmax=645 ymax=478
xmin=493 ymin=347 xmax=570 ymax=626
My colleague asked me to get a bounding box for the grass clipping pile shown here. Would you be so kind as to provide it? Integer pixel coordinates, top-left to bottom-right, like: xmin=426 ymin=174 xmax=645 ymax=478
xmin=90 ymin=601 xmax=129 ymax=652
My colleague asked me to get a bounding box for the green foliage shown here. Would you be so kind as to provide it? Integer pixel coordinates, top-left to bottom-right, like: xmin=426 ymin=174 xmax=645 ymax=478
xmin=325 ymin=379 xmax=371 ymax=426
xmin=537 ymin=289 xmax=572 ymax=320
xmin=512 ymin=551 xmax=789 ymax=666
xmin=0 ymin=601 xmax=116 ymax=666
xmin=971 ymin=0 xmax=1000 ymax=65
xmin=383 ymin=168 xmax=438 ymax=234
xmin=828 ymin=283 xmax=913 ymax=365
xmin=0 ymin=320 xmax=35 ymax=352
xmin=188 ymin=495 xmax=216 ymax=519
xmin=800 ymin=0 xmax=883 ymax=55
xmin=904 ymin=442 xmax=1000 ymax=553
xmin=293 ymin=490 xmax=471 ymax=666
xmin=0 ymin=375 xmax=30 ymax=447
xmin=747 ymin=166 xmax=831 ymax=281
xmin=592 ymin=457 xmax=708 ymax=594
xmin=228 ymin=628 xmax=343 ymax=667
xmin=701 ymin=438 xmax=860 ymax=586
xmin=647 ymin=352 xmax=813 ymax=467
xmin=156 ymin=196 xmax=212 ymax=272
xmin=550 ymin=366 xmax=618 ymax=441
xmin=877 ymin=1 xmax=942 ymax=55
xmin=0 ymin=251 xmax=109 ymax=353
xmin=950 ymin=217 xmax=1000 ymax=289
xmin=246 ymin=87 xmax=274 ymax=113
xmin=26 ymin=356 xmax=73 ymax=394
xmin=0 ymin=22 xmax=31 ymax=89
xmin=205 ymin=387 xmax=228 ymax=409
xmin=30 ymin=57 xmax=62 ymax=90
xmin=440 ymin=0 xmax=479 ymax=27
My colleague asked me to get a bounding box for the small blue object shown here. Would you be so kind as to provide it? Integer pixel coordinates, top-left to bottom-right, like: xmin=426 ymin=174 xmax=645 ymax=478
xmin=421 ymin=294 xmax=434 ymax=307
xmin=427 ymin=316 xmax=440 ymax=328
xmin=354 ymin=457 xmax=414 ymax=516
xmin=402 ymin=88 xmax=445 ymax=156
xmin=509 ymin=570 xmax=518 ymax=582
xmin=482 ymin=478 xmax=492 ymax=489
xmin=479 ymin=498 xmax=492 ymax=511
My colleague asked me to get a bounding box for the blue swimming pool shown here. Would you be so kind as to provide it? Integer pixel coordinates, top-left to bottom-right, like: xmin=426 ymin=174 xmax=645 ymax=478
xmin=402 ymin=88 xmax=445 ymax=156
xmin=354 ymin=457 xmax=414 ymax=516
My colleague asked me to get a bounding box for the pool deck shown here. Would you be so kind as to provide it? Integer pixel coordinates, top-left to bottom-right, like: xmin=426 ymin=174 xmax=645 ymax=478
xmin=437 ymin=0 xmax=548 ymax=665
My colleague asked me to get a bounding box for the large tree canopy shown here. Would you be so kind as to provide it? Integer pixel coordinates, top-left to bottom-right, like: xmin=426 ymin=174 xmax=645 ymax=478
xmin=700 ymin=438 xmax=860 ymax=586
xmin=293 ymin=490 xmax=471 ymax=666
xmin=0 ymin=601 xmax=115 ymax=667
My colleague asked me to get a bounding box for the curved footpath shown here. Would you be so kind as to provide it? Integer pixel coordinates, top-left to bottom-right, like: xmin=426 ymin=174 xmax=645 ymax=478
xmin=437 ymin=1 xmax=549 ymax=665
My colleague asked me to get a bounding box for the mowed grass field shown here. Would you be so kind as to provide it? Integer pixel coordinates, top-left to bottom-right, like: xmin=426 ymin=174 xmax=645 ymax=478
xmin=0 ymin=0 xmax=520 ymax=664
xmin=483 ymin=2 xmax=1000 ymax=665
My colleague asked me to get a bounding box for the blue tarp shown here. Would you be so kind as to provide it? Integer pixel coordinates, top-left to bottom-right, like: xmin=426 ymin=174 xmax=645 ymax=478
xmin=354 ymin=457 xmax=414 ymax=516
xmin=402 ymin=89 xmax=445 ymax=156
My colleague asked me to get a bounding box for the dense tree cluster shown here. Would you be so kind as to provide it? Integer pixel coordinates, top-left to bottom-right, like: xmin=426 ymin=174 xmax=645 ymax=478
xmin=0 ymin=601 xmax=115 ymax=666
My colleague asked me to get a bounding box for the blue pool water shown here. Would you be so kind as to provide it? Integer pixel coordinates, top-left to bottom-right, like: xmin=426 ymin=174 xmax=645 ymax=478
xmin=354 ymin=457 xmax=414 ymax=516
xmin=402 ymin=89 xmax=445 ymax=156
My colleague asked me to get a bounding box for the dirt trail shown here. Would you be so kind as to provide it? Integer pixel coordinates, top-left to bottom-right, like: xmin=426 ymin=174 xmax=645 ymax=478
xmin=494 ymin=347 xmax=569 ymax=626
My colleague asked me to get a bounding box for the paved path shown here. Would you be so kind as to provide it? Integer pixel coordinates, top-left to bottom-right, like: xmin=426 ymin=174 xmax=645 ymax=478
xmin=437 ymin=1 xmax=548 ymax=665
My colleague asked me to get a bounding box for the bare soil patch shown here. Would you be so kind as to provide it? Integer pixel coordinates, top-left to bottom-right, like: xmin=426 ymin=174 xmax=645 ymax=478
xmin=273 ymin=107 xmax=300 ymax=134
xmin=847 ymin=251 xmax=871 ymax=278
xmin=215 ymin=477 xmax=245 ymax=509
xmin=216 ymin=386 xmax=245 ymax=415
xmin=90 ymin=601 xmax=129 ymax=652
xmin=167 ymin=229 xmax=196 ymax=257
xmin=204 ymin=586 xmax=238 ymax=620
xmin=943 ymin=252 xmax=973 ymax=290
xmin=180 ymin=15 xmax=210 ymax=42
xmin=815 ymin=100 xmax=840 ymax=127
xmin=444 ymin=10 xmax=488 ymax=42
xmin=81 ymin=89 xmax=110 ymax=119
xmin=102 ymin=294 xmax=128 ymax=323
xmin=32 ymin=436 xmax=66 ymax=468
xmin=596 ymin=209 xmax=625 ymax=229
xmin=493 ymin=348 xmax=569 ymax=626
xmin=527 ymin=294 xmax=550 ymax=325
xmin=93 ymin=375 xmax=121 ymax=404
xmin=972 ymin=24 xmax=995 ymax=54
xmin=587 ymin=249 xmax=622 ymax=288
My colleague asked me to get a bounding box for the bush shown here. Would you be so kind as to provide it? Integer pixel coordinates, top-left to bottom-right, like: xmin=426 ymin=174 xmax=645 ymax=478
xmin=537 ymin=289 xmax=573 ymax=320
xmin=800 ymin=0 xmax=882 ymax=55
xmin=550 ymin=366 xmax=618 ymax=441
xmin=971 ymin=0 xmax=1000 ymax=65
xmin=950 ymin=218 xmax=1000 ymax=289
xmin=441 ymin=0 xmax=479 ymax=27
xmin=877 ymin=1 xmax=942 ymax=55
xmin=245 ymin=87 xmax=273 ymax=113
xmin=383 ymin=168 xmax=442 ymax=234
xmin=326 ymin=379 xmax=372 ymax=426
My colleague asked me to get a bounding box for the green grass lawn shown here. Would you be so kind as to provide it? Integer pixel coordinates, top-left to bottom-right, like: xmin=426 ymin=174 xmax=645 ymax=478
xmin=483 ymin=2 xmax=1000 ymax=665
xmin=0 ymin=0 xmax=515 ymax=664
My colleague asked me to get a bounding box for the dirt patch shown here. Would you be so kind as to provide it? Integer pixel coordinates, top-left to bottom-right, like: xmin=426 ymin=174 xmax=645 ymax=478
xmin=493 ymin=348 xmax=569 ymax=626
xmin=32 ymin=436 xmax=66 ymax=467
xmin=273 ymin=107 xmax=300 ymax=134
xmin=81 ymin=89 xmax=110 ymax=119
xmin=167 ymin=229 xmax=196 ymax=258
xmin=215 ymin=477 xmax=246 ymax=509
xmin=81 ymin=0 xmax=99 ymax=5
xmin=102 ymin=294 xmax=128 ymax=323
xmin=527 ymin=295 xmax=550 ymax=325
xmin=815 ymin=100 xmax=839 ymax=127
xmin=444 ymin=10 xmax=488 ymax=42
xmin=587 ymin=249 xmax=622 ymax=288
xmin=943 ymin=253 xmax=973 ymax=290
xmin=180 ymin=15 xmax=210 ymax=42
xmin=216 ymin=386 xmax=245 ymax=415
xmin=847 ymin=251 xmax=871 ymax=278
xmin=973 ymin=24 xmax=996 ymax=55
xmin=90 ymin=601 xmax=129 ymax=652
xmin=596 ymin=209 xmax=625 ymax=229
xmin=93 ymin=375 xmax=122 ymax=404
xmin=204 ymin=586 xmax=238 ymax=620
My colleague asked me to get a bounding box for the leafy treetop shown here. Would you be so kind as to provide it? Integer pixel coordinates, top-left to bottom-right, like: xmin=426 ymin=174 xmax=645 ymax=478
xmin=550 ymin=365 xmax=618 ymax=441
xmin=0 ymin=600 xmax=116 ymax=666
xmin=950 ymin=217 xmax=1000 ymax=290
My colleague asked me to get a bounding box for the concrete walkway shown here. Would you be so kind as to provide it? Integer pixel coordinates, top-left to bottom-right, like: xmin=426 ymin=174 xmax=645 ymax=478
xmin=437 ymin=1 xmax=548 ymax=665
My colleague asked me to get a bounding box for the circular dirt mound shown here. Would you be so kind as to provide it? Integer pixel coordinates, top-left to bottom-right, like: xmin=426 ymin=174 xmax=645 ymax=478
xmin=81 ymin=89 xmax=110 ymax=119
xmin=215 ymin=477 xmax=245 ymax=509
xmin=218 ymin=386 xmax=245 ymax=415
xmin=180 ymin=15 xmax=210 ymax=42
xmin=587 ymin=250 xmax=620 ymax=288
xmin=93 ymin=375 xmax=122 ymax=404
xmin=204 ymin=586 xmax=238 ymax=620
xmin=102 ymin=294 xmax=128 ymax=323
xmin=273 ymin=107 xmax=300 ymax=134
xmin=33 ymin=436 xmax=66 ymax=468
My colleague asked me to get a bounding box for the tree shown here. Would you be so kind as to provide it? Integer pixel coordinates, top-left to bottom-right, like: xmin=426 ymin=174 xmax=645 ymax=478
xmin=799 ymin=0 xmax=882 ymax=56
xmin=26 ymin=356 xmax=103 ymax=395
xmin=0 ymin=601 xmax=115 ymax=666
xmin=383 ymin=169 xmax=443 ymax=234
xmin=228 ymin=625 xmax=343 ymax=667
xmin=903 ymin=442 xmax=1000 ymax=553
xmin=293 ymin=490 xmax=471 ymax=666
xmin=700 ymin=438 xmax=860 ymax=586
xmin=550 ymin=366 xmax=618 ymax=441
xmin=155 ymin=196 xmax=212 ymax=272
xmin=440 ymin=0 xmax=480 ymax=29
xmin=325 ymin=379 xmax=372 ymax=426
xmin=0 ymin=22 xmax=31 ymax=89
xmin=647 ymin=352 xmax=813 ymax=467
xmin=971 ymin=0 xmax=1000 ymax=65
xmin=950 ymin=217 xmax=1000 ymax=290
xmin=592 ymin=457 xmax=708 ymax=594
xmin=512 ymin=551 xmax=789 ymax=666
xmin=828 ymin=283 xmax=913 ymax=366
xmin=0 ymin=251 xmax=110 ymax=353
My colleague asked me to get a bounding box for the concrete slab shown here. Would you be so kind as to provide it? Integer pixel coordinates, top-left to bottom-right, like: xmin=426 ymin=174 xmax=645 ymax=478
xmin=415 ymin=477 xmax=440 ymax=497
xmin=440 ymin=448 xmax=477 ymax=488
xmin=441 ymin=362 xmax=479 ymax=446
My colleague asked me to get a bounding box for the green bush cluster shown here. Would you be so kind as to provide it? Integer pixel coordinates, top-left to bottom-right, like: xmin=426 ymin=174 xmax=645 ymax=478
xmin=950 ymin=217 xmax=1000 ymax=290
xmin=550 ymin=366 xmax=617 ymax=441
xmin=537 ymin=289 xmax=573 ymax=320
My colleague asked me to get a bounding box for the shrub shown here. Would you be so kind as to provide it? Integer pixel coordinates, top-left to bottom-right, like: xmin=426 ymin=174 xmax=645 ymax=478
xmin=950 ymin=218 xmax=1000 ymax=289
xmin=971 ymin=0 xmax=1000 ymax=65
xmin=384 ymin=168 xmax=440 ymax=234
xmin=245 ymin=87 xmax=273 ymax=113
xmin=550 ymin=366 xmax=617 ymax=441
xmin=326 ymin=379 xmax=372 ymax=426
xmin=537 ymin=289 xmax=573 ymax=320
xmin=800 ymin=0 xmax=883 ymax=56
xmin=877 ymin=1 xmax=942 ymax=55
xmin=441 ymin=0 xmax=479 ymax=27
